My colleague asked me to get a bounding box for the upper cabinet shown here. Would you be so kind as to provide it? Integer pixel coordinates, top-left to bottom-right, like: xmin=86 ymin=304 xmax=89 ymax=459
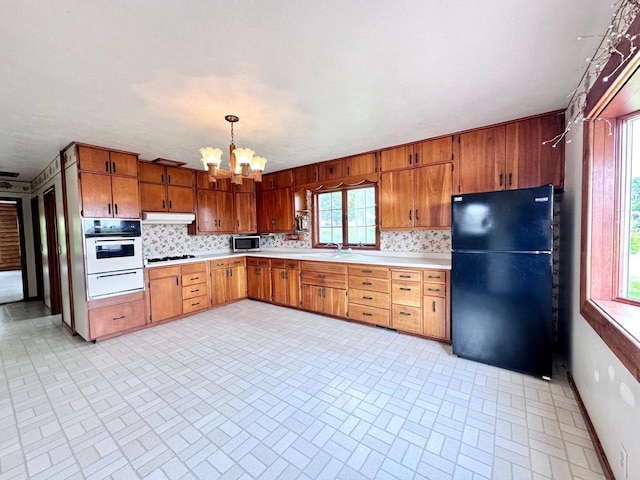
xmin=294 ymin=164 xmax=319 ymax=185
xmin=318 ymin=159 xmax=344 ymax=182
xmin=76 ymin=145 xmax=140 ymax=218
xmin=257 ymin=170 xmax=294 ymax=191
xmin=455 ymin=112 xmax=565 ymax=194
xmin=380 ymin=137 xmax=453 ymax=172
xmin=257 ymin=187 xmax=295 ymax=233
xmin=344 ymin=153 xmax=377 ymax=177
xmin=139 ymin=162 xmax=194 ymax=213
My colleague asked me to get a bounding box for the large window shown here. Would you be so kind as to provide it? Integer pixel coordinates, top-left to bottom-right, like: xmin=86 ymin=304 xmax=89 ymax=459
xmin=621 ymin=116 xmax=640 ymax=302
xmin=315 ymin=185 xmax=378 ymax=248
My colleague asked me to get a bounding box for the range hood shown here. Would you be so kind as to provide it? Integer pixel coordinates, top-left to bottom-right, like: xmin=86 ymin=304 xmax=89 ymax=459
xmin=141 ymin=212 xmax=196 ymax=224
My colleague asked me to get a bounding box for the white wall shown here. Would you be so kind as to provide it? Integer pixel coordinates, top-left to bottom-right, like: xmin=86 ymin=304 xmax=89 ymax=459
xmin=0 ymin=190 xmax=37 ymax=298
xmin=562 ymin=123 xmax=640 ymax=479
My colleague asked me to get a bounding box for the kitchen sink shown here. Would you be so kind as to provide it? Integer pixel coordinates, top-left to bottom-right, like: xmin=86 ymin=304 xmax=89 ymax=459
xmin=299 ymin=252 xmax=361 ymax=259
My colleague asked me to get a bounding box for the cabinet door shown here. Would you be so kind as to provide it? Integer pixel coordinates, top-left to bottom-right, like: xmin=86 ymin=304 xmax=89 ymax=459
xmin=423 ymin=296 xmax=448 ymax=340
xmin=379 ymin=170 xmax=414 ymax=229
xmin=248 ymin=266 xmax=267 ymax=300
xmin=414 ymin=163 xmax=452 ymax=228
xmin=229 ymin=266 xmax=247 ymax=301
xmin=89 ymin=299 xmax=146 ymax=339
xmin=380 ymin=145 xmax=412 ymax=172
xmin=80 ymin=173 xmax=113 ymax=217
xmin=167 ymin=167 xmax=194 ymax=187
xmin=345 ymin=153 xmax=376 ymax=176
xmin=273 ymin=188 xmax=294 ymax=232
xmin=78 ymin=146 xmax=111 ymax=174
xmin=505 ymin=114 xmax=564 ymax=190
xmin=235 ymin=192 xmax=256 ymax=233
xmin=139 ymin=162 xmax=165 ymax=183
xmin=216 ymin=191 xmax=235 ymax=233
xmin=196 ymin=189 xmax=217 ymax=233
xmin=271 ymin=268 xmax=287 ymax=305
xmin=167 ymin=186 xmax=194 ymax=213
xmin=109 ymin=152 xmax=138 ymax=177
xmin=458 ymin=126 xmax=506 ymax=194
xmin=235 ymin=178 xmax=255 ymax=192
xmin=287 ymin=270 xmax=300 ymax=308
xmin=414 ymin=137 xmax=453 ymax=165
xmin=256 ymin=190 xmax=274 ymax=232
xmin=324 ymin=287 xmax=347 ymax=317
xmin=301 ymin=284 xmax=322 ymax=312
xmin=149 ymin=276 xmax=182 ymax=322
xmin=111 ymin=176 xmax=140 ymax=218
xmin=318 ymin=160 xmax=344 ymax=182
xmin=211 ymin=268 xmax=230 ymax=305
xmin=294 ymin=164 xmax=318 ymax=185
xmin=140 ymin=182 xmax=167 ymax=212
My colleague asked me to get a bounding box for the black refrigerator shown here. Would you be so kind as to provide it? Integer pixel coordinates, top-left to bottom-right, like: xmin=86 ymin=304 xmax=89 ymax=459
xmin=451 ymin=185 xmax=553 ymax=379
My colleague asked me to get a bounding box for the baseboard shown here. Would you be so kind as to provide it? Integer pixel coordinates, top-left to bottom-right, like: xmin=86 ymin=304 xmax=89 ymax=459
xmin=567 ymin=372 xmax=615 ymax=480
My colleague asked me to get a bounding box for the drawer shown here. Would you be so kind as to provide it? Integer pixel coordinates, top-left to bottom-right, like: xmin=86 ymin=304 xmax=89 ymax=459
xmin=301 ymin=271 xmax=346 ymax=289
xmin=229 ymin=257 xmax=246 ymax=267
xmin=148 ymin=266 xmax=180 ymax=280
xmin=391 ymin=281 xmax=421 ymax=307
xmin=89 ymin=299 xmax=146 ymax=339
xmin=300 ymin=261 xmax=347 ymax=275
xmin=209 ymin=259 xmax=229 ymax=269
xmin=423 ymin=283 xmax=446 ymax=297
xmin=348 ymin=264 xmax=389 ymax=279
xmin=348 ymin=304 xmax=389 ymax=327
xmin=391 ymin=304 xmax=422 ymax=334
xmin=182 ymin=284 xmax=208 ymax=299
xmin=181 ymin=272 xmax=207 ymax=287
xmin=391 ymin=270 xmax=422 ymax=282
xmin=182 ymin=294 xmax=208 ymax=314
xmin=348 ymin=276 xmax=390 ymax=293
xmin=272 ymin=259 xmax=300 ymax=270
xmin=423 ymin=269 xmax=447 ymax=284
xmin=181 ymin=262 xmax=206 ymax=275
xmin=348 ymin=288 xmax=389 ymax=309
xmin=246 ymin=257 xmax=269 ymax=267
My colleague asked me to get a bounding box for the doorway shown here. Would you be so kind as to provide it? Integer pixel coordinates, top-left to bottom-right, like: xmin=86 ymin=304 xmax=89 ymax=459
xmin=43 ymin=187 xmax=62 ymax=314
xmin=31 ymin=196 xmax=44 ymax=300
xmin=0 ymin=199 xmax=25 ymax=304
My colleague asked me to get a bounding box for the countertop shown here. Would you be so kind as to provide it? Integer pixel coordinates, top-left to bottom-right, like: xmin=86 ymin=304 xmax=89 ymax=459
xmin=145 ymin=249 xmax=451 ymax=270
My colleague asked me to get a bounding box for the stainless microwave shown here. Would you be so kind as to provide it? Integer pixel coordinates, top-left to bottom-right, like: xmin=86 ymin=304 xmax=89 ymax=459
xmin=232 ymin=235 xmax=261 ymax=252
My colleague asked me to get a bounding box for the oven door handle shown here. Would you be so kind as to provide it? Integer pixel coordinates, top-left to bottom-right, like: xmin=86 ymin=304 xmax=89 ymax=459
xmin=96 ymin=271 xmax=139 ymax=279
xmin=93 ymin=239 xmax=138 ymax=244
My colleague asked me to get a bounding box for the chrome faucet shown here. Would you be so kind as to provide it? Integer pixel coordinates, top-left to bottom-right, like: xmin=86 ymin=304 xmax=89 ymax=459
xmin=327 ymin=242 xmax=343 ymax=254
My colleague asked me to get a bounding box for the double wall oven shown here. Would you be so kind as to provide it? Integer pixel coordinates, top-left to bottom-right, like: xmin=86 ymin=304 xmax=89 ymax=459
xmin=84 ymin=219 xmax=145 ymax=299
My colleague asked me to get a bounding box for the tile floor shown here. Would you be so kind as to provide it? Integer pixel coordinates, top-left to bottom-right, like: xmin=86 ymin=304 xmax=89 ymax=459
xmin=0 ymin=300 xmax=605 ymax=480
xmin=0 ymin=270 xmax=24 ymax=304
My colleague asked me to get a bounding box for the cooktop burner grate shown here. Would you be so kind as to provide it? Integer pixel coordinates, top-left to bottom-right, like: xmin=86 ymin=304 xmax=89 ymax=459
xmin=147 ymin=254 xmax=196 ymax=263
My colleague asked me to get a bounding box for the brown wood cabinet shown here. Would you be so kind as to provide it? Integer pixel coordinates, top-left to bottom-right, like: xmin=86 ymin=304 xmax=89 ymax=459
xmin=318 ymin=159 xmax=344 ymax=182
xmin=347 ymin=264 xmax=390 ymax=327
xmin=422 ymin=269 xmax=450 ymax=342
xmin=210 ymin=258 xmax=247 ymax=306
xmin=294 ymin=164 xmax=319 ymax=185
xmin=87 ymin=292 xmax=146 ymax=340
xmin=78 ymin=146 xmax=138 ymax=177
xmin=235 ymin=192 xmax=257 ymax=233
xmin=271 ymin=259 xmax=300 ymax=308
xmin=256 ymin=187 xmax=295 ymax=233
xmin=380 ymin=162 xmax=452 ymax=230
xmin=181 ymin=262 xmax=209 ymax=314
xmin=247 ymin=258 xmax=271 ymax=301
xmin=139 ymin=162 xmax=194 ymax=213
xmin=380 ymin=137 xmax=453 ymax=172
xmin=258 ymin=170 xmax=294 ymax=190
xmin=193 ymin=189 xmax=235 ymax=234
xmin=148 ymin=266 xmax=182 ymax=322
xmin=345 ymin=152 xmax=377 ymax=177
xmin=390 ymin=269 xmax=422 ymax=334
xmin=300 ymin=261 xmax=347 ymax=317
xmin=456 ymin=126 xmax=507 ymax=194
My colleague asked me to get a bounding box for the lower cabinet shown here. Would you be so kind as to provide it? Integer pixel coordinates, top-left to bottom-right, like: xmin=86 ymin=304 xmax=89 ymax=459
xmin=148 ymin=266 xmax=182 ymax=322
xmin=247 ymin=257 xmax=272 ymax=301
xmin=271 ymin=259 xmax=300 ymax=308
xmin=210 ymin=258 xmax=247 ymax=306
xmin=301 ymin=284 xmax=347 ymax=317
xmin=422 ymin=269 xmax=450 ymax=341
xmin=390 ymin=269 xmax=423 ymax=335
xmin=347 ymin=264 xmax=390 ymax=327
xmin=88 ymin=291 xmax=146 ymax=340
xmin=181 ymin=262 xmax=209 ymax=314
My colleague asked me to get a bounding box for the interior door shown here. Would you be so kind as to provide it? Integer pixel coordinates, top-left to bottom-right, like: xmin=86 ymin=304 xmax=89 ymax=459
xmin=30 ymin=196 xmax=44 ymax=299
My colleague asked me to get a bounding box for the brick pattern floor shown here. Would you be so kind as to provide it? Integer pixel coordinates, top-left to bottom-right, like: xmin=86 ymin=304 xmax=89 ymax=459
xmin=0 ymin=300 xmax=604 ymax=479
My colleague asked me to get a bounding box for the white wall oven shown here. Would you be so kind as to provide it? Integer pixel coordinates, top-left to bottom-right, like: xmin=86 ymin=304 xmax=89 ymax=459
xmin=84 ymin=219 xmax=144 ymax=299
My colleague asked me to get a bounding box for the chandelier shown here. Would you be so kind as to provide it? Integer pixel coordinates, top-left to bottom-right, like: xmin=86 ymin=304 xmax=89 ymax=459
xmin=200 ymin=115 xmax=267 ymax=184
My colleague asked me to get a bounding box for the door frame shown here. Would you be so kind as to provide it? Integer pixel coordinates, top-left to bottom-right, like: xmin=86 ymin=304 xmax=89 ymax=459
xmin=0 ymin=197 xmax=28 ymax=302
xmin=43 ymin=187 xmax=62 ymax=314
xmin=30 ymin=196 xmax=44 ymax=300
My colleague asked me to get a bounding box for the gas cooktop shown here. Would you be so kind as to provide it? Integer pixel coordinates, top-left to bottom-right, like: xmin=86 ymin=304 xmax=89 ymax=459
xmin=147 ymin=254 xmax=195 ymax=263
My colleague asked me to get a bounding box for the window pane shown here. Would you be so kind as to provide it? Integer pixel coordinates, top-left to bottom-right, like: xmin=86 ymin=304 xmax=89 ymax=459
xmin=623 ymin=117 xmax=640 ymax=301
xmin=346 ymin=186 xmax=376 ymax=245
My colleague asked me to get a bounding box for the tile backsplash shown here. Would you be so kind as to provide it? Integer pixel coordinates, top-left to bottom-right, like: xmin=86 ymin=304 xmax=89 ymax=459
xmin=142 ymin=224 xmax=452 ymax=257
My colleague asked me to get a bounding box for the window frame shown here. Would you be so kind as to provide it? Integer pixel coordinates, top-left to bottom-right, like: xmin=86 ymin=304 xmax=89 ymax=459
xmin=582 ymin=37 xmax=640 ymax=382
xmin=312 ymin=184 xmax=380 ymax=250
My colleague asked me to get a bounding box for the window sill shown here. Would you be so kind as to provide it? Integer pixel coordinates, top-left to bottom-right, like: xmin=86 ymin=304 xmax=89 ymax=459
xmin=581 ymin=299 xmax=640 ymax=381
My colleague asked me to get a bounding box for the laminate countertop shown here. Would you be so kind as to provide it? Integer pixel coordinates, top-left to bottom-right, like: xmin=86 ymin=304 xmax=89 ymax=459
xmin=145 ymin=249 xmax=451 ymax=270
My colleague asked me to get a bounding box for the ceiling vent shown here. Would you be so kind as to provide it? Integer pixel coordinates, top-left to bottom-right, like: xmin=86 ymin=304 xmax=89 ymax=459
xmin=0 ymin=171 xmax=19 ymax=177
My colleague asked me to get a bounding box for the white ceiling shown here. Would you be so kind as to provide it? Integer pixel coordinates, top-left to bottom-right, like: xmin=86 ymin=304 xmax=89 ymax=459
xmin=0 ymin=1 xmax=615 ymax=181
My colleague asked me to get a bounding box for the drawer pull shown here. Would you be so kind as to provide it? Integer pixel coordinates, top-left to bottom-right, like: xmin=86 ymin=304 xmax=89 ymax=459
xmin=432 ymin=301 xmax=436 ymax=312
xmin=399 ymin=311 xmax=411 ymax=316
xmin=427 ymin=275 xmax=441 ymax=279
xmin=362 ymin=269 xmax=373 ymax=273
xmin=112 ymin=315 xmax=125 ymax=321
xmin=399 ymin=287 xmax=411 ymax=291
xmin=363 ymin=296 xmax=373 ymax=300
xmin=190 ymin=289 xmax=200 ymax=293
xmin=427 ymin=288 xmax=441 ymax=292
xmin=362 ymin=282 xmax=372 ymax=286
xmin=399 ymin=274 xmax=411 ymax=278
xmin=190 ymin=277 xmax=200 ymax=281
xmin=362 ymin=312 xmax=373 ymax=317
xmin=317 ymin=274 xmax=326 ymax=279
xmin=191 ymin=302 xmax=200 ymax=306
